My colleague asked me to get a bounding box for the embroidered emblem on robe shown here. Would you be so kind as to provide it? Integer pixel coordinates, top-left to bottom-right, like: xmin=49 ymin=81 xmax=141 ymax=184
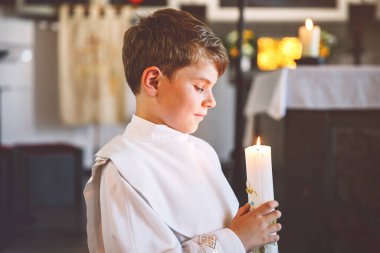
xmin=198 ymin=234 xmax=217 ymax=249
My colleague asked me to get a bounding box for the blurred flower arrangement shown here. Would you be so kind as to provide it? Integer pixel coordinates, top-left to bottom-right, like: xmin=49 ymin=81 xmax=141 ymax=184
xmin=225 ymin=29 xmax=337 ymax=72
xmin=257 ymin=37 xmax=302 ymax=71
xmin=320 ymin=30 xmax=338 ymax=59
xmin=225 ymin=29 xmax=256 ymax=60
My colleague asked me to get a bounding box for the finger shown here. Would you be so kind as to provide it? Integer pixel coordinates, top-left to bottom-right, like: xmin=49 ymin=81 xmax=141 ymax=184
xmin=267 ymin=223 xmax=282 ymax=234
xmin=265 ymin=234 xmax=280 ymax=244
xmin=254 ymin=200 xmax=278 ymax=215
xmin=264 ymin=210 xmax=282 ymax=223
xmin=235 ymin=203 xmax=250 ymax=217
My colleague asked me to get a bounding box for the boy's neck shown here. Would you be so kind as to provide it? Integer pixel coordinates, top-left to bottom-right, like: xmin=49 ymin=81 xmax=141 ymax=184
xmin=135 ymin=98 xmax=163 ymax=127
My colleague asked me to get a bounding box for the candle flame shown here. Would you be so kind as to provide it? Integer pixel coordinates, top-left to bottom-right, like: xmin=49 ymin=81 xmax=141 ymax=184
xmin=256 ymin=136 xmax=261 ymax=146
xmin=305 ymin=18 xmax=313 ymax=30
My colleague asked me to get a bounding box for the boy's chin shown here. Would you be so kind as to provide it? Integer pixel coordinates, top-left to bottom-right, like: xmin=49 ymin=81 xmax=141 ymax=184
xmin=180 ymin=124 xmax=199 ymax=134
xmin=169 ymin=120 xmax=200 ymax=134
xmin=187 ymin=128 xmax=198 ymax=134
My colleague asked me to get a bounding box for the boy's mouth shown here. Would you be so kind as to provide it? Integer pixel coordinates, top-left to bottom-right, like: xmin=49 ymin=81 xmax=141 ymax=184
xmin=194 ymin=113 xmax=206 ymax=119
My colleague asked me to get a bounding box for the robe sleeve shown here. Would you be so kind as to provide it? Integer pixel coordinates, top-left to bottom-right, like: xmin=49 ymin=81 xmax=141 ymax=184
xmin=96 ymin=161 xmax=246 ymax=253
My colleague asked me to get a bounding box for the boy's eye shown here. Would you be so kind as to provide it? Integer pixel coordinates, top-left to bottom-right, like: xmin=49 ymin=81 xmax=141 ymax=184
xmin=194 ymin=86 xmax=204 ymax=93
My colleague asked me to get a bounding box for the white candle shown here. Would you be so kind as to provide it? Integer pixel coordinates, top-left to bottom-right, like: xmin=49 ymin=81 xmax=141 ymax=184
xmin=245 ymin=137 xmax=278 ymax=253
xmin=298 ymin=18 xmax=321 ymax=57
xmin=245 ymin=137 xmax=274 ymax=210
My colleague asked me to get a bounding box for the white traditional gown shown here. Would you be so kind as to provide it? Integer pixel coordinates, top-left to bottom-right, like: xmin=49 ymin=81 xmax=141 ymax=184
xmin=84 ymin=115 xmax=246 ymax=252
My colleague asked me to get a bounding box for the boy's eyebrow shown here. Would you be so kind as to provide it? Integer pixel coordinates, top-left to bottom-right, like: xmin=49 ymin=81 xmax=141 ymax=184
xmin=194 ymin=77 xmax=213 ymax=85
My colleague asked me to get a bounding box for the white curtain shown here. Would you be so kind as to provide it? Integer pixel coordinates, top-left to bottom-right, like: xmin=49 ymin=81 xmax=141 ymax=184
xmin=58 ymin=4 xmax=133 ymax=125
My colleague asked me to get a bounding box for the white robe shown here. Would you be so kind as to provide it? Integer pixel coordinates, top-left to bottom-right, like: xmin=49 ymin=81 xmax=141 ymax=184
xmin=84 ymin=115 xmax=245 ymax=253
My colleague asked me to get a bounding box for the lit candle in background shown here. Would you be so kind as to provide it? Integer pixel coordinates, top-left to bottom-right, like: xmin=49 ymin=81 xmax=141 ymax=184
xmin=245 ymin=137 xmax=274 ymax=210
xmin=298 ymin=18 xmax=321 ymax=57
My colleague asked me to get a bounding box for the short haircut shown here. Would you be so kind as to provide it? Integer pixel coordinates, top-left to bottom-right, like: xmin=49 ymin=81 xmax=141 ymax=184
xmin=122 ymin=8 xmax=229 ymax=94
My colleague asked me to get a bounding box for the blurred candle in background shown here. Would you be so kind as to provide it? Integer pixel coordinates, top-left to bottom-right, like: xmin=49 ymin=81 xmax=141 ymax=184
xmin=298 ymin=18 xmax=321 ymax=57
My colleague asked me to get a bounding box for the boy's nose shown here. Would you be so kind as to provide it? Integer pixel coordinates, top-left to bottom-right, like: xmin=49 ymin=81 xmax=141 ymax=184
xmin=202 ymin=91 xmax=216 ymax=108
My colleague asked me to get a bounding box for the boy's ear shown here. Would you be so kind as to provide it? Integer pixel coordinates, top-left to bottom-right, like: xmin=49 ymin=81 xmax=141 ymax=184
xmin=141 ymin=66 xmax=162 ymax=96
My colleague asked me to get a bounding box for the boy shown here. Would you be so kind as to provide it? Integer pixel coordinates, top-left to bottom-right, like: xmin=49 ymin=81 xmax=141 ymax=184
xmin=84 ymin=8 xmax=281 ymax=253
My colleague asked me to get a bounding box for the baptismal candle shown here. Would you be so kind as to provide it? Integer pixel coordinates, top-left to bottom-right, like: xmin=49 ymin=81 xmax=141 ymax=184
xmin=245 ymin=137 xmax=274 ymax=210
xmin=245 ymin=137 xmax=278 ymax=253
xmin=298 ymin=18 xmax=321 ymax=57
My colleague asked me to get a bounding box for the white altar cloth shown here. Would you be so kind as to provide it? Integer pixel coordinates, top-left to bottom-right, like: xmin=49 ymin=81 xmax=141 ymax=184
xmin=244 ymin=66 xmax=380 ymax=146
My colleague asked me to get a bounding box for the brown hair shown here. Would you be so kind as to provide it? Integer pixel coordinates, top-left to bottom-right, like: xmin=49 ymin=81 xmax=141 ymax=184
xmin=122 ymin=8 xmax=229 ymax=94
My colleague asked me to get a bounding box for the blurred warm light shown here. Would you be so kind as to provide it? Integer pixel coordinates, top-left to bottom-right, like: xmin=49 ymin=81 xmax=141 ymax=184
xmin=305 ymin=18 xmax=314 ymax=30
xmin=257 ymin=37 xmax=302 ymax=71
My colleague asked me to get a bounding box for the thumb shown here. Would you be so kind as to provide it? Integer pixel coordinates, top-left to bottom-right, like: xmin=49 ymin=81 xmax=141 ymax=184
xmin=235 ymin=203 xmax=250 ymax=217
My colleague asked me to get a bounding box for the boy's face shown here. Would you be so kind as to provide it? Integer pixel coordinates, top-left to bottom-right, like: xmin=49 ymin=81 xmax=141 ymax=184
xmin=156 ymin=59 xmax=218 ymax=134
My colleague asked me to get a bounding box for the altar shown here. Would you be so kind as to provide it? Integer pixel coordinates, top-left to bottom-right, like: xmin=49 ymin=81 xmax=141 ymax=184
xmin=244 ymin=66 xmax=380 ymax=253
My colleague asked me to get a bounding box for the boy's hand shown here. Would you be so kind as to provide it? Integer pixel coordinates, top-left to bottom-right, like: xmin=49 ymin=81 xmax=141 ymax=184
xmin=229 ymin=200 xmax=282 ymax=251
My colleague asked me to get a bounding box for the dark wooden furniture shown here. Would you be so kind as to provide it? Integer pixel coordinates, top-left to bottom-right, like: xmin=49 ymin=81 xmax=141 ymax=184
xmin=254 ymin=109 xmax=380 ymax=253
xmin=0 ymin=144 xmax=85 ymax=251
xmin=0 ymin=146 xmax=14 ymax=222
xmin=0 ymin=146 xmax=14 ymax=253
xmin=12 ymin=143 xmax=83 ymax=217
